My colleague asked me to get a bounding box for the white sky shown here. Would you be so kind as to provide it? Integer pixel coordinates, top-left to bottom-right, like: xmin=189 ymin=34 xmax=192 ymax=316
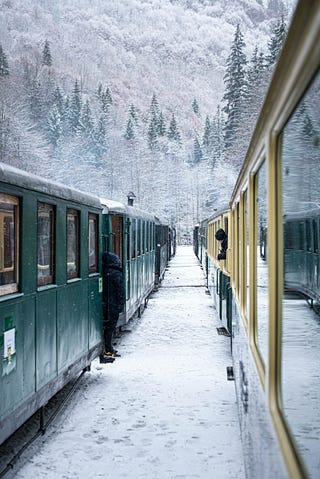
xmin=10 ymin=246 xmax=245 ymax=479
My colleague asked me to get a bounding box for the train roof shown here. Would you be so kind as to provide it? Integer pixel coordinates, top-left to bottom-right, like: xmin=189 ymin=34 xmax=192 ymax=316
xmin=100 ymin=198 xmax=156 ymax=222
xmin=205 ymin=204 xmax=229 ymax=223
xmin=154 ymin=215 xmax=169 ymax=226
xmin=0 ymin=162 xmax=102 ymax=209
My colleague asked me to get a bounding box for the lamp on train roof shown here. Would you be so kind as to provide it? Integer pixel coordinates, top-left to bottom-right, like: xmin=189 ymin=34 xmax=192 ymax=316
xmin=127 ymin=191 xmax=136 ymax=206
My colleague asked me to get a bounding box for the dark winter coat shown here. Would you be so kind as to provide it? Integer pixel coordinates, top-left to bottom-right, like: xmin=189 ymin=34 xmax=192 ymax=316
xmin=102 ymin=252 xmax=125 ymax=314
xmin=217 ymin=236 xmax=228 ymax=260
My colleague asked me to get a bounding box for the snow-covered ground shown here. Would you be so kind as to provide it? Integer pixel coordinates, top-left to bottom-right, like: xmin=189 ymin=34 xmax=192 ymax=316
xmin=11 ymin=246 xmax=245 ymax=479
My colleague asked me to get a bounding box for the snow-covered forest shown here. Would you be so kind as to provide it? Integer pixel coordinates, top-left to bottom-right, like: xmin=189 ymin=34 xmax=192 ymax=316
xmin=0 ymin=0 xmax=296 ymax=232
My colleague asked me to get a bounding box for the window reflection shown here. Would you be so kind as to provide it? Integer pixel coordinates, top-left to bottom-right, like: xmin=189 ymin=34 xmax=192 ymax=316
xmin=255 ymin=161 xmax=268 ymax=365
xmin=67 ymin=209 xmax=79 ymax=279
xmin=0 ymin=195 xmax=18 ymax=294
xmin=244 ymin=191 xmax=249 ymax=317
xmin=281 ymin=72 xmax=320 ymax=479
xmin=131 ymin=219 xmax=136 ymax=259
xmin=88 ymin=214 xmax=98 ymax=273
xmin=38 ymin=203 xmax=55 ymax=286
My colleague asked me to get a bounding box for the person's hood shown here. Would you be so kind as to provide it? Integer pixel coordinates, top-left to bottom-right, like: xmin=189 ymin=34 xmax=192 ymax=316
xmin=103 ymin=252 xmax=121 ymax=269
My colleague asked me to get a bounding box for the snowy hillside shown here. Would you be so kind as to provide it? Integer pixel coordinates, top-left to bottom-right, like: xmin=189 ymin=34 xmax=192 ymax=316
xmin=0 ymin=0 xmax=297 ymax=226
xmin=0 ymin=0 xmax=295 ymax=130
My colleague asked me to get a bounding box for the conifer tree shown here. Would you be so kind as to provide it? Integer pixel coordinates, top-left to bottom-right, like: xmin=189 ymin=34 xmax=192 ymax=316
xmin=47 ymin=106 xmax=62 ymax=145
xmin=222 ymin=24 xmax=247 ymax=149
xmin=150 ymin=93 xmax=160 ymax=118
xmin=147 ymin=117 xmax=159 ymax=150
xmin=53 ymin=87 xmax=65 ymax=117
xmin=96 ymin=84 xmax=113 ymax=113
xmin=94 ymin=115 xmax=107 ymax=157
xmin=193 ymin=136 xmax=203 ymax=163
xmin=245 ymin=46 xmax=266 ymax=106
xmin=266 ymin=16 xmax=287 ymax=67
xmin=129 ymin=104 xmax=138 ymax=124
xmin=29 ymin=79 xmax=43 ymax=121
xmin=80 ymin=99 xmax=94 ymax=137
xmin=68 ymin=80 xmax=82 ymax=133
xmin=147 ymin=94 xmax=161 ymax=149
xmin=202 ymin=116 xmax=211 ymax=151
xmin=124 ymin=117 xmax=135 ymax=141
xmin=158 ymin=111 xmax=166 ymax=136
xmin=124 ymin=104 xmax=138 ymax=141
xmin=0 ymin=45 xmax=9 ymax=77
xmin=42 ymin=40 xmax=52 ymax=67
xmin=167 ymin=114 xmax=181 ymax=144
xmin=105 ymin=87 xmax=113 ymax=105
xmin=210 ymin=106 xmax=224 ymax=168
xmin=96 ymin=82 xmax=103 ymax=100
xmin=192 ymin=98 xmax=200 ymax=115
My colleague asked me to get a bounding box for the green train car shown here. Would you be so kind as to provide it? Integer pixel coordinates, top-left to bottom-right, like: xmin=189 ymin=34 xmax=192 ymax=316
xmin=100 ymin=199 xmax=157 ymax=326
xmin=0 ymin=163 xmax=103 ymax=445
xmin=0 ymin=165 xmax=174 ymax=446
xmin=283 ymin=210 xmax=320 ymax=304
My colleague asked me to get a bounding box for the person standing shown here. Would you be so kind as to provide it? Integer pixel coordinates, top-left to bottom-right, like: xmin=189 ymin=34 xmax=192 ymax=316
xmin=100 ymin=252 xmax=125 ymax=362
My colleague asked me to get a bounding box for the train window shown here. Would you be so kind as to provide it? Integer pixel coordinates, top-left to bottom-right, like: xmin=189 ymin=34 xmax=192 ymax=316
xmin=146 ymin=222 xmax=149 ymax=253
xmin=88 ymin=213 xmax=98 ymax=274
xmin=112 ymin=216 xmax=123 ymax=262
xmin=284 ymin=222 xmax=294 ymax=249
xmin=142 ymin=221 xmax=145 ymax=254
xmin=298 ymin=221 xmax=304 ymax=251
xmin=232 ymin=208 xmax=239 ymax=294
xmin=67 ymin=209 xmax=80 ymax=279
xmin=281 ymin=71 xmax=320 ymax=479
xmin=255 ymin=160 xmax=268 ymax=366
xmin=243 ymin=191 xmax=249 ymax=318
xmin=132 ymin=219 xmax=136 ymax=259
xmin=151 ymin=223 xmax=154 ymax=250
xmin=37 ymin=203 xmax=55 ymax=286
xmin=306 ymin=220 xmax=312 ymax=252
xmin=236 ymin=204 xmax=240 ymax=293
xmin=313 ymin=219 xmax=318 ymax=253
xmin=137 ymin=220 xmax=141 ymax=256
xmin=0 ymin=194 xmax=19 ymax=295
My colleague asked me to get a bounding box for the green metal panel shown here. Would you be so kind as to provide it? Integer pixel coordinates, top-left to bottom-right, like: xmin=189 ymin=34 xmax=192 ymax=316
xmin=57 ymin=281 xmax=88 ymax=372
xmin=80 ymin=210 xmax=89 ymax=278
xmin=22 ymin=298 xmax=36 ymax=397
xmin=102 ymin=213 xmax=112 ymax=252
xmin=0 ymin=297 xmax=36 ymax=418
xmin=35 ymin=290 xmax=57 ymax=389
xmin=20 ymin=195 xmax=37 ymax=294
xmin=88 ymin=276 xmax=103 ymax=348
xmin=55 ymin=204 xmax=67 ymax=285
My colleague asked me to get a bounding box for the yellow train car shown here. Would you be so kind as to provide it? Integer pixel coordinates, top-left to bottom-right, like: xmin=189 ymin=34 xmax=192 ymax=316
xmin=231 ymin=1 xmax=319 ymax=477
xmin=204 ymin=1 xmax=320 ymax=477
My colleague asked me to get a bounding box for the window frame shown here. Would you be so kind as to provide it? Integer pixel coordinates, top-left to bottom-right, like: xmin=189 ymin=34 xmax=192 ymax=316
xmin=37 ymin=202 xmax=55 ymax=287
xmin=0 ymin=194 xmax=19 ymax=296
xmin=88 ymin=213 xmax=99 ymax=274
xmin=67 ymin=208 xmax=80 ymax=280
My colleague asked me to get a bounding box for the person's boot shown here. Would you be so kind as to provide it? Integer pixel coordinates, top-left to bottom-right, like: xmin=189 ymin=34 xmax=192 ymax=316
xmin=105 ymin=349 xmax=121 ymax=357
xmin=99 ymin=354 xmax=115 ymax=364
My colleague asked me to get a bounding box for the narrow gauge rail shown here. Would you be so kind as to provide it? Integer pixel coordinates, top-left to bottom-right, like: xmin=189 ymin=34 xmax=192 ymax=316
xmin=194 ymin=1 xmax=320 ymax=478
xmin=0 ymin=162 xmax=173 ymax=448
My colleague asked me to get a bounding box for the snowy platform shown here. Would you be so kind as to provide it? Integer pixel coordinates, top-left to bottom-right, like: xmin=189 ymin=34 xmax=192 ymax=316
xmin=12 ymin=246 xmax=245 ymax=479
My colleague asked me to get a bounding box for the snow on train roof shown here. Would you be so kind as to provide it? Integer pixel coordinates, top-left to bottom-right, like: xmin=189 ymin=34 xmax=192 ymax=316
xmin=100 ymin=198 xmax=160 ymax=222
xmin=0 ymin=162 xmax=101 ymax=208
xmin=100 ymin=198 xmax=127 ymax=214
